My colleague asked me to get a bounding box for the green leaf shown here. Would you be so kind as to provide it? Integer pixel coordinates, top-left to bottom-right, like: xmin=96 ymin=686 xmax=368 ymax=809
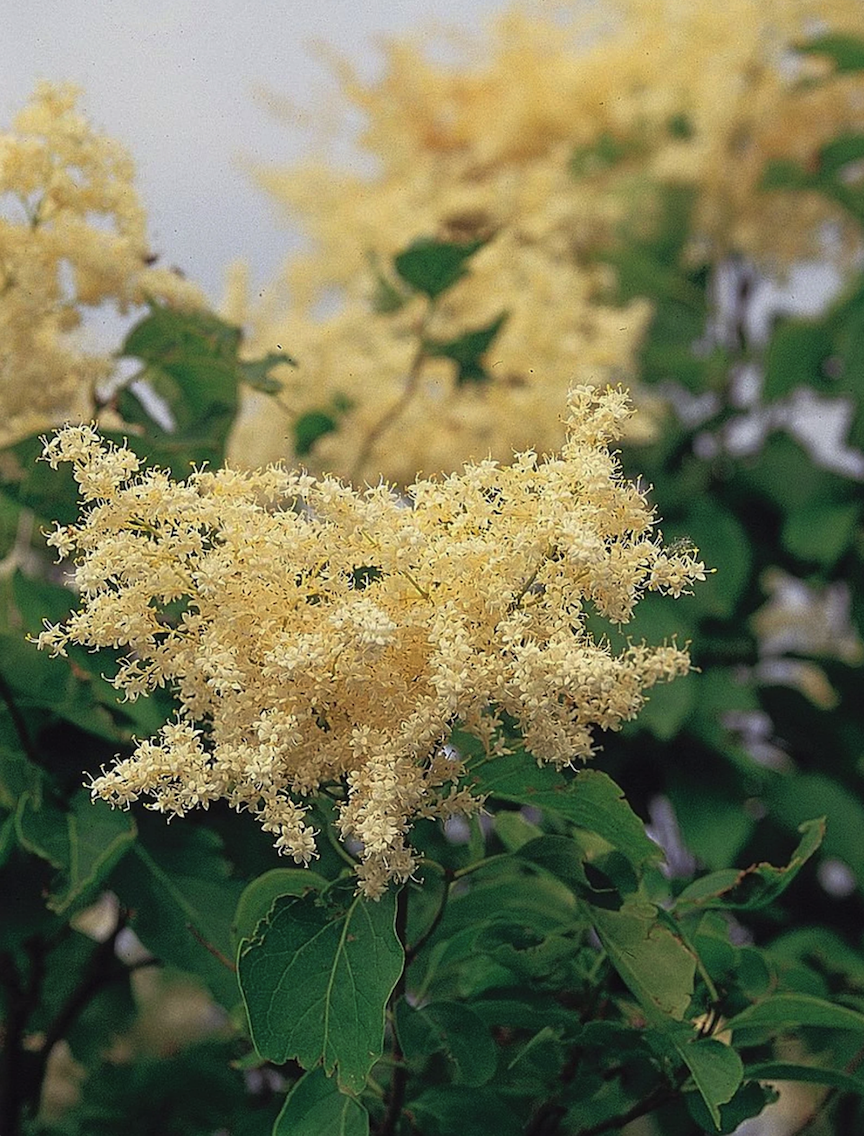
xmin=460 ymin=741 xmax=661 ymax=871
xmin=818 ymin=133 xmax=864 ymax=177
xmin=240 ymin=351 xmax=296 ymax=394
xmin=516 ymin=834 xmax=592 ymax=895
xmin=395 ymin=1000 xmax=497 ymax=1086
xmin=667 ymin=502 xmax=752 ymax=621
xmin=413 ymin=862 xmax=580 ymax=996
xmin=725 ymin=993 xmax=864 ymax=1039
xmin=0 ymin=631 xmax=119 ymax=741
xmin=294 ymin=410 xmax=338 ymax=457
xmin=676 ymin=1036 xmax=745 ymax=1130
xmin=394 ymin=237 xmax=488 ymax=299
xmin=15 ymin=789 xmax=136 ymax=916
xmin=675 ymin=818 xmax=825 ymax=911
xmin=110 ymin=822 xmax=245 ymax=1008
xmin=763 ymin=320 xmax=833 ymax=401
xmin=591 ymin=901 xmax=696 ymax=1022
xmin=494 ymin=809 xmax=544 ymax=852
xmin=272 ymin=1068 xmax=369 ymax=1136
xmin=369 ymin=271 xmax=409 ymax=314
xmin=686 ymin=1080 xmax=775 ymax=1135
xmin=470 ymin=992 xmax=575 ymax=1034
xmin=238 ymin=885 xmax=404 ymax=1092
xmin=0 ymin=432 xmax=81 ymax=526
xmin=770 ymin=927 xmax=864 ymax=990
xmin=668 ymin=779 xmax=755 ymax=872
xmin=761 ymin=159 xmax=811 ymax=191
xmin=423 ymin=312 xmax=508 ymax=386
xmin=0 ymin=812 xmax=15 ymax=869
xmin=569 ymin=131 xmax=642 ymax=177
xmin=781 ymin=502 xmax=860 ymax=567
xmin=410 ymin=1086 xmax=523 ymax=1136
xmin=0 ymin=743 xmax=43 ymax=812
xmin=797 ymin=33 xmax=864 ymax=73
xmin=634 ymin=670 xmax=698 ymax=741
xmin=232 ymin=867 xmax=328 ymax=948
xmin=116 ymin=302 xmax=246 ymax=472
xmin=747 ymin=1061 xmax=864 ymax=1095
xmin=475 ymin=919 xmax=581 ymax=983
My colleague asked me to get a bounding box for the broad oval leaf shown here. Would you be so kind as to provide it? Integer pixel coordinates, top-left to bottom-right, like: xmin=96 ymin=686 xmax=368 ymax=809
xmin=231 ymin=867 xmax=328 ymax=949
xmin=273 ymin=1067 xmax=369 ymax=1136
xmin=238 ymin=885 xmax=404 ymax=1092
xmin=676 ymin=1035 xmax=744 ymax=1130
xmin=591 ymin=901 xmax=696 ymax=1022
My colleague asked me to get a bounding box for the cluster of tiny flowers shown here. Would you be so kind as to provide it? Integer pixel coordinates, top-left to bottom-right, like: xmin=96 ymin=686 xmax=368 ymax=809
xmin=38 ymin=388 xmax=704 ymax=896
xmin=0 ymin=83 xmax=203 ymax=444
xmin=229 ymin=0 xmax=864 ymax=483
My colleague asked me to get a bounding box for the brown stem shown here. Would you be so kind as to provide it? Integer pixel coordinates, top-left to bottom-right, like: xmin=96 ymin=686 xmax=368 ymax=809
xmin=404 ymin=872 xmax=451 ymax=967
xmin=0 ymin=938 xmax=47 ymax=1136
xmin=185 ymin=922 xmax=237 ymax=973
xmin=350 ymin=303 xmax=435 ymax=483
xmin=0 ymin=669 xmax=40 ymax=766
xmin=29 ymin=911 xmax=159 ymax=1118
xmin=569 ymin=1083 xmax=678 ymax=1136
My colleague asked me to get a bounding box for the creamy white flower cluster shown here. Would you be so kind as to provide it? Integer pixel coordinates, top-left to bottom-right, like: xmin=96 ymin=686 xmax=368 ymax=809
xmin=38 ymin=388 xmax=704 ymax=895
xmin=0 ymin=83 xmax=203 ymax=444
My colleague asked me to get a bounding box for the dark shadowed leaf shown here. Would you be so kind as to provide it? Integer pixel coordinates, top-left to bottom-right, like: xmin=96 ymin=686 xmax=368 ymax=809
xmin=394 ymin=237 xmax=488 ymax=299
xmin=686 ymin=1079 xmax=775 ymax=1135
xmin=15 ymin=788 xmax=136 ymax=916
xmin=675 ymin=818 xmax=824 ymax=911
xmin=110 ymin=821 xmax=244 ymax=1008
xmin=395 ymin=1000 xmax=497 ymax=1086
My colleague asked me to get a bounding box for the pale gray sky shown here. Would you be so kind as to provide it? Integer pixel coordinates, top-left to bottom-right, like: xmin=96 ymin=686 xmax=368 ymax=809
xmin=2 ymin=0 xmax=507 ymax=304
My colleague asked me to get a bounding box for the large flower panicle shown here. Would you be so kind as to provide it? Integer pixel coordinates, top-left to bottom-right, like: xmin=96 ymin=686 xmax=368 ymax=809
xmin=0 ymin=83 xmax=203 ymax=445
xmin=230 ymin=0 xmax=864 ymax=483
xmin=38 ymin=388 xmax=704 ymax=896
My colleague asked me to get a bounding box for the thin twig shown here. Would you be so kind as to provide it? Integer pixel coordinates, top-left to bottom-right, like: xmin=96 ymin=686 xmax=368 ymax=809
xmin=379 ymin=886 xmax=410 ymax=1136
xmin=570 ymin=1083 xmax=678 ymax=1136
xmin=350 ymin=302 xmax=435 ymax=483
xmin=786 ymin=1043 xmax=864 ymax=1136
xmin=0 ymin=669 xmax=39 ymax=766
xmin=186 ymin=922 xmax=237 ymax=973
xmin=0 ymin=938 xmax=47 ymax=1136
xmin=405 ymin=870 xmax=451 ymax=967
